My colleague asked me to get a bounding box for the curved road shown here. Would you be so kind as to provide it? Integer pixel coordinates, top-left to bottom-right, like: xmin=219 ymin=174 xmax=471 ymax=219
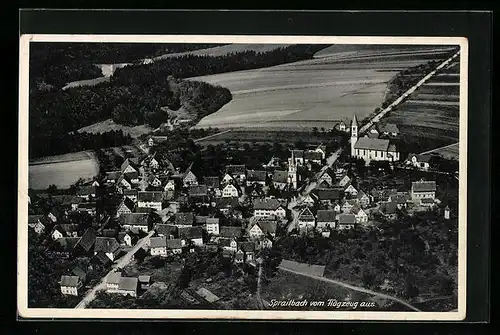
xmin=278 ymin=266 xmax=422 ymax=312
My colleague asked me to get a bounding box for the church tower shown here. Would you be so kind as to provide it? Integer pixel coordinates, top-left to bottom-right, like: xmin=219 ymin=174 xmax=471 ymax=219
xmin=350 ymin=113 xmax=358 ymax=156
xmin=288 ymin=150 xmax=298 ymax=190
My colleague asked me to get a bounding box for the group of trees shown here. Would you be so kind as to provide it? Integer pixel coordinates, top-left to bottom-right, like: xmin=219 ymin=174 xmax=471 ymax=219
xmin=275 ymin=209 xmax=458 ymax=303
xmin=30 ymin=130 xmax=133 ymax=159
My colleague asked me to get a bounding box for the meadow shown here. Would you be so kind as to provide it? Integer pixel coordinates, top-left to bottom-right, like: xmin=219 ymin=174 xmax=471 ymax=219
xmin=78 ymin=119 xmax=153 ymax=138
xmin=191 ymin=46 xmax=456 ymax=130
xmin=153 ymin=44 xmax=292 ymax=60
xmin=29 ymin=151 xmax=99 ymax=190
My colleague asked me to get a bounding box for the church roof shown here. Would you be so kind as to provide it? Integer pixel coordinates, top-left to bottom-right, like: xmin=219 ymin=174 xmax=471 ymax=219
xmin=354 ymin=137 xmax=390 ymax=151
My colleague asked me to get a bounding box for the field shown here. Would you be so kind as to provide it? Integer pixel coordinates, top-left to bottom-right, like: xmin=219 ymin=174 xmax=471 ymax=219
xmin=190 ymin=45 xmax=456 ymax=130
xmin=261 ymin=270 xmax=413 ymax=311
xmin=29 ymin=151 xmax=99 ymax=190
xmin=153 ymin=44 xmax=292 ymax=60
xmin=425 ymin=143 xmax=460 ymax=160
xmin=382 ymin=60 xmax=461 ymax=152
xmin=77 ymin=119 xmax=153 ymax=138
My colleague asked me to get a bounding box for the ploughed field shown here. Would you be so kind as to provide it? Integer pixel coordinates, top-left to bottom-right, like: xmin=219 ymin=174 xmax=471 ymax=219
xmin=382 ymin=60 xmax=461 ymax=152
xmin=191 ymin=45 xmax=456 ymax=130
xmin=29 ymin=151 xmax=99 ymax=190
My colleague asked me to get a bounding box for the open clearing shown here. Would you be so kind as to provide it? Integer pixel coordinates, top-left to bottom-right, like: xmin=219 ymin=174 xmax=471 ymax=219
xmin=382 ymin=60 xmax=460 ymax=152
xmin=261 ymin=269 xmax=412 ymax=311
xmin=153 ymin=44 xmax=292 ymax=60
xmin=29 ymin=151 xmax=99 ymax=190
xmin=77 ymin=119 xmax=153 ymax=138
xmin=427 ymin=143 xmax=460 ymax=160
xmin=191 ymin=46 xmax=455 ymax=130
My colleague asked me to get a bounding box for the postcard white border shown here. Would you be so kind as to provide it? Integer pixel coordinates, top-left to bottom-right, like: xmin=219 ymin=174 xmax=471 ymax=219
xmin=18 ymin=34 xmax=468 ymax=321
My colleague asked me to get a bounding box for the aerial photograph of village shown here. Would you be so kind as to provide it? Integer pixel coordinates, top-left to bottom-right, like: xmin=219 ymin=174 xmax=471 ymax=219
xmin=25 ymin=41 xmax=461 ymax=313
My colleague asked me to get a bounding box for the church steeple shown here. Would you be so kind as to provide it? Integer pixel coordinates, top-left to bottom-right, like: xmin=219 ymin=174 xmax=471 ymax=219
xmin=350 ymin=113 xmax=359 ymax=156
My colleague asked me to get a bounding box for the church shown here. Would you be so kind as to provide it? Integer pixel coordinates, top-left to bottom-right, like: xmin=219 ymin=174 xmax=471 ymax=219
xmin=350 ymin=114 xmax=400 ymax=163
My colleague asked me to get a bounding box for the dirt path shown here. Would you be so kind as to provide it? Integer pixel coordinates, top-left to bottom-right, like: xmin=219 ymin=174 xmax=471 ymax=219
xmin=278 ymin=266 xmax=422 ymax=312
xmin=418 ymin=142 xmax=459 ymax=156
xmin=74 ymin=229 xmax=156 ymax=309
xmin=193 ymin=129 xmax=233 ymax=143
xmin=359 ymin=50 xmax=461 ymax=134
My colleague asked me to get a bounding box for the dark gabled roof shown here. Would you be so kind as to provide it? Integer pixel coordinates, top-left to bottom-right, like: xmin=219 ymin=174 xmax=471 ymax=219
xmin=189 ymin=185 xmax=208 ymax=197
xmin=94 ymin=237 xmax=120 ymax=254
xmin=175 ymin=212 xmax=194 ymax=226
xmin=138 ymin=191 xmax=163 ymax=203
xmin=381 ymin=202 xmax=399 ymax=214
xmin=120 ymin=213 xmax=150 ymax=226
xmin=156 ymin=224 xmax=178 ymax=237
xmin=166 ymin=239 xmax=182 ymax=249
xmin=120 ymin=197 xmax=136 ymax=211
xmin=195 ymin=216 xmax=208 ymax=224
xmin=272 ymin=170 xmax=288 ymax=183
xmin=206 ymin=218 xmax=220 ymax=225
xmin=226 ymin=165 xmax=246 ymax=175
xmin=135 ymin=207 xmax=153 ymax=214
xmin=203 ymin=176 xmax=220 ymax=188
xmin=28 ymin=215 xmax=43 ymax=224
xmin=150 ymin=236 xmax=167 ymax=248
xmin=304 ymin=151 xmax=323 ymax=160
xmin=412 ymin=181 xmax=437 ymax=192
xmin=118 ymin=277 xmax=138 ymax=291
xmin=292 ymin=150 xmax=304 ymax=158
xmin=124 ymin=171 xmax=139 ymax=180
xmin=215 ymin=197 xmax=239 ymax=208
xmin=254 ymin=220 xmax=277 ymax=235
xmin=105 ymin=171 xmax=122 ymax=180
xmin=316 ymin=210 xmax=337 ymax=222
xmin=123 ymin=189 xmax=138 ymax=196
xmin=239 ymin=241 xmax=255 ymax=252
xmin=76 ymin=185 xmax=96 ymax=196
xmin=316 ymin=188 xmax=342 ymax=201
xmin=60 ymin=275 xmax=80 ymax=287
xmin=219 ymin=226 xmax=243 ymax=238
xmin=247 ymin=170 xmax=267 ymax=182
xmin=74 ymin=228 xmax=97 ymax=252
xmin=421 ymin=198 xmax=435 ymax=204
xmin=338 ymin=214 xmax=356 ymax=224
xmin=52 ymin=195 xmax=83 ymax=206
xmin=102 ymin=228 xmax=118 ymax=238
xmin=93 ymin=251 xmax=112 ymax=265
xmin=107 ymin=272 xmax=122 ymax=285
xmin=72 ymin=267 xmax=86 ymax=281
xmin=178 ymin=226 xmax=203 ymax=239
xmin=121 ymin=158 xmax=138 ymax=173
xmin=390 ymin=192 xmax=410 ymax=204
xmin=354 ymin=137 xmax=390 ymax=151
xmin=253 ymin=198 xmax=282 ymax=210
xmin=55 ymin=237 xmax=80 ymax=250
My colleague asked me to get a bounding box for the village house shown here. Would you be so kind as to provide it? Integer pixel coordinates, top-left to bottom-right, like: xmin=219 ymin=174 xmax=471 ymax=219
xmin=116 ymin=277 xmax=139 ymax=297
xmin=150 ymin=236 xmax=168 ymax=257
xmin=178 ymin=226 xmax=204 ymax=246
xmin=137 ymin=191 xmax=163 ymax=211
xmin=221 ymin=173 xmax=235 ymax=186
xmin=117 ymin=231 xmax=136 ymax=247
xmin=156 ymin=224 xmax=178 ymax=239
xmin=94 ymin=237 xmax=121 ymax=261
xmin=315 ymin=188 xmax=343 ymax=206
xmin=406 ymin=153 xmax=432 ymax=171
xmin=60 ymin=224 xmax=80 ymax=238
xmin=226 ymin=165 xmax=247 ymax=184
xmin=411 ymin=180 xmax=437 ymax=201
xmin=116 ymin=197 xmax=135 ymax=217
xmin=121 ymin=158 xmax=138 ymax=174
xmin=378 ymin=123 xmax=400 ymax=138
xmin=337 ymin=174 xmax=351 ymax=187
xmin=259 ymin=236 xmax=273 ymax=249
xmin=222 ymin=183 xmax=240 ymax=198
xmin=105 ymin=171 xmax=121 ymax=184
xmin=219 ymin=226 xmax=244 ymax=240
xmin=304 ymin=151 xmax=323 ymax=165
xmin=253 ymin=198 xmax=287 ymax=218
xmin=188 ymin=184 xmax=209 ymax=204
xmin=238 ymin=241 xmax=256 ymax=263
xmin=174 ymin=212 xmax=194 ymax=227
xmin=248 ymin=219 xmax=277 ymax=239
xmin=314 ymin=144 xmax=327 ymax=160
xmin=289 ymin=150 xmax=304 ymax=166
xmin=420 ymin=198 xmax=437 ymax=209
xmin=337 ymin=214 xmax=356 ymax=230
xmin=344 ymin=183 xmax=358 ymax=197
xmin=139 ymin=275 xmax=151 ymax=290
xmin=117 ymin=174 xmax=133 ymax=191
xmin=318 ymin=170 xmax=334 ymax=187
xmin=272 ymin=170 xmax=289 ymax=190
xmin=59 ymin=275 xmax=83 ymax=296
xmin=120 ymin=213 xmax=151 ymax=232
xmin=380 ymin=202 xmax=399 ymax=220
xmin=51 ymin=226 xmax=65 ymax=240
xmin=183 ymin=170 xmax=198 ymax=187
xmin=220 ymin=237 xmax=238 ymax=253
xmin=337 ymin=120 xmax=347 ymax=132
xmin=246 ymin=170 xmax=267 ymax=187
xmin=148 ymin=175 xmax=162 ymax=188
xmin=28 ymin=215 xmax=46 ymax=234
xmin=302 ymin=194 xmax=317 ymax=207
xmin=316 ymin=210 xmax=337 ymax=230
xmin=73 ymin=228 xmax=97 ymax=254
xmin=167 ymin=239 xmax=183 ymax=254
xmin=389 ymin=192 xmax=411 ymax=210
xmin=234 ymin=249 xmax=245 ymax=264
xmin=368 ymin=128 xmax=380 ymax=139
xmin=106 ymin=272 xmax=122 ymax=292
xmin=163 ymin=179 xmax=176 ymax=193
xmin=77 ymin=202 xmax=97 ymax=216
xmin=204 ymin=176 xmax=221 ymax=196
xmin=147 ymin=135 xmax=169 ymax=147
xmin=357 ymin=190 xmax=371 ymax=208
xmin=297 ymin=207 xmax=316 ymax=230
xmin=123 ymin=189 xmax=138 ymax=202
xmin=76 ymin=185 xmax=96 ymax=201
xmin=205 ymin=218 xmax=220 ymax=235
xmin=351 ymin=206 xmax=368 ymax=224
xmin=341 ymin=199 xmax=357 ymax=214
xmin=215 ymin=197 xmax=239 ymax=215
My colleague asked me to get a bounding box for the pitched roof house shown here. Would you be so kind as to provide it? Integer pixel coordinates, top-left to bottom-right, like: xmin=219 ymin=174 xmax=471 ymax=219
xmin=94 ymin=237 xmax=120 ymax=261
xmin=246 ymin=170 xmax=267 ymax=186
xmin=175 ymin=212 xmax=194 ymax=227
xmin=203 ymin=176 xmax=220 ymax=189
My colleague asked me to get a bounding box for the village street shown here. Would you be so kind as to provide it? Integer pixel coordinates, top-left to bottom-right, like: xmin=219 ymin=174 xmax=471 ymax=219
xmin=287 ymin=148 xmax=342 ymax=232
xmin=74 ymin=229 xmax=157 ymax=309
xmin=277 ymin=265 xmax=422 ymax=312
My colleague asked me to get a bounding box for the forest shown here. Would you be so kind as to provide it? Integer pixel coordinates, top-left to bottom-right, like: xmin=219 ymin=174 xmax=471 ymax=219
xmin=275 ymin=209 xmax=458 ymax=307
xmin=30 ymin=42 xmax=222 ymax=89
